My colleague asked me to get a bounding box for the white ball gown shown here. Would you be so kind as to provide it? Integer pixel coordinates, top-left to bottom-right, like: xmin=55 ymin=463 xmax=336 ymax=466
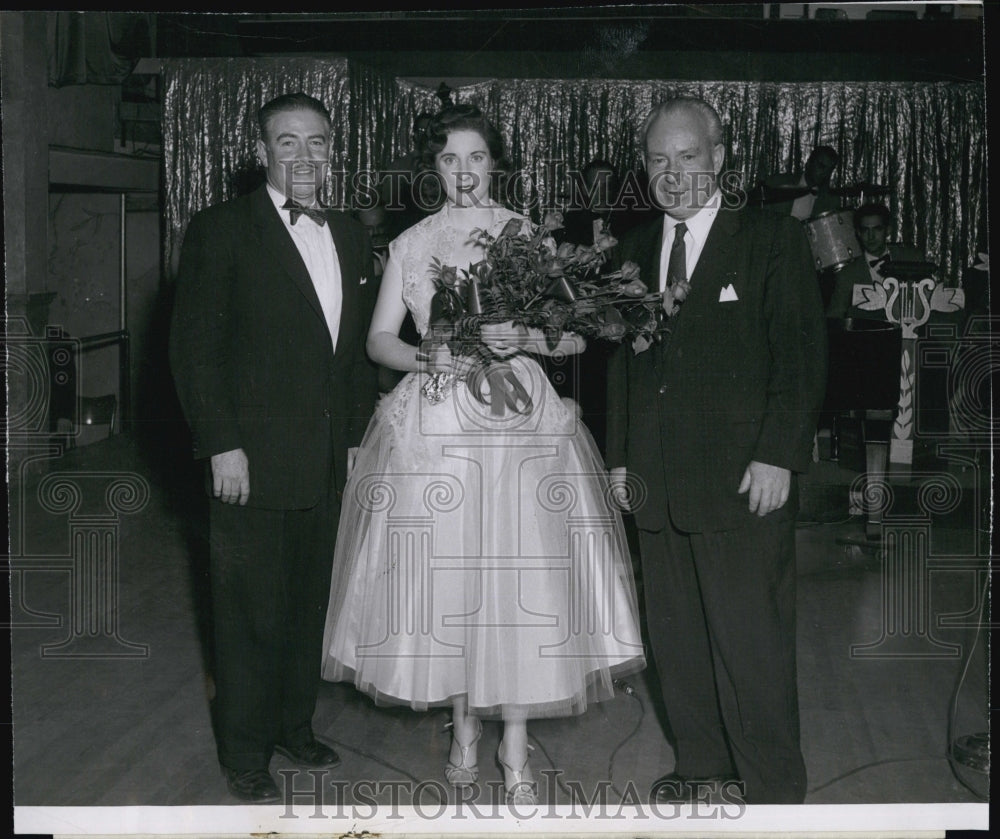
xmin=321 ymin=204 xmax=645 ymax=718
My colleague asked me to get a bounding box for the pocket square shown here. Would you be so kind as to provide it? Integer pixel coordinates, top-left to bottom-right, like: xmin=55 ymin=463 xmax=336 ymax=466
xmin=719 ymin=283 xmax=739 ymax=302
xmin=359 ymin=276 xmax=368 ymax=286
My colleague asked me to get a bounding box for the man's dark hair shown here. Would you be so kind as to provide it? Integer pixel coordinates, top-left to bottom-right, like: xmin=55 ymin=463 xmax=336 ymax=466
xmin=258 ymin=92 xmax=331 ymax=141
xmin=808 ymin=145 xmax=840 ymax=166
xmin=583 ymin=158 xmax=616 ymax=177
xmin=854 ymin=202 xmax=891 ymax=228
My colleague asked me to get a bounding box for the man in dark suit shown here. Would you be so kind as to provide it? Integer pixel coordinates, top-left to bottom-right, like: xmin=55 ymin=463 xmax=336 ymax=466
xmin=606 ymin=97 xmax=826 ymax=805
xmin=827 ymin=202 xmax=926 ymax=319
xmin=170 ymin=92 xmax=379 ymax=803
xmin=763 ymin=144 xmax=842 ymax=220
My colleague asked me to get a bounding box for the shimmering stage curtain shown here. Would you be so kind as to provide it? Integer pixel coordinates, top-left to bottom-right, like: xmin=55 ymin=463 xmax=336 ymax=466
xmin=454 ymin=79 xmax=986 ymax=284
xmin=163 ymin=62 xmax=985 ymax=284
xmin=162 ymin=59 xmax=439 ymax=274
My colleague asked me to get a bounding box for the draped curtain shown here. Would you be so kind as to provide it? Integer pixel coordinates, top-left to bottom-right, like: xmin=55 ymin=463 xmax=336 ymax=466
xmin=454 ymin=79 xmax=986 ymax=283
xmin=47 ymin=12 xmax=145 ymax=86
xmin=162 ymin=60 xmax=985 ymax=283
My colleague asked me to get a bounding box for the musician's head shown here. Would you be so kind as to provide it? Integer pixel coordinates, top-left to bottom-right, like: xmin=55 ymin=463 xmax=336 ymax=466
xmin=804 ymin=145 xmax=839 ymax=188
xmin=642 ymin=97 xmax=725 ymax=220
xmin=579 ymin=159 xmax=618 ymax=210
xmin=854 ymin=202 xmax=892 ymax=257
xmin=256 ymin=92 xmax=332 ymax=204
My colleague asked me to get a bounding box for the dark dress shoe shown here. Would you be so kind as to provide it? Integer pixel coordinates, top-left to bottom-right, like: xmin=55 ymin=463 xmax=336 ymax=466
xmin=650 ymin=772 xmax=743 ymax=804
xmin=224 ymin=768 xmax=282 ymax=804
xmin=274 ymin=738 xmax=341 ymax=768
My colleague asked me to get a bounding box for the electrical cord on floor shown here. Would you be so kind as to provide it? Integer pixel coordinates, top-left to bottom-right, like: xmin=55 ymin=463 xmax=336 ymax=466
xmin=606 ymin=678 xmax=646 ymax=800
xmin=945 ymin=566 xmax=989 ymax=801
xmin=809 ymin=581 xmax=988 ymax=802
xmin=325 ymin=737 xmax=447 ymax=804
xmin=526 ymin=678 xmax=646 ymax=804
xmin=806 ymin=756 xmax=956 ymax=797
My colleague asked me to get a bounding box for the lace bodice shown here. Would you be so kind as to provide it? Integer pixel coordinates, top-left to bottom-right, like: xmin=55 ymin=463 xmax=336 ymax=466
xmin=391 ymin=204 xmax=526 ymax=336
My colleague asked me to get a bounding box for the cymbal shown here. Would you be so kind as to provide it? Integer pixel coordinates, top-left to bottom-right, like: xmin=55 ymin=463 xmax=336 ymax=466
xmin=831 ymin=182 xmax=892 ymax=197
xmin=747 ymin=184 xmax=813 ymax=204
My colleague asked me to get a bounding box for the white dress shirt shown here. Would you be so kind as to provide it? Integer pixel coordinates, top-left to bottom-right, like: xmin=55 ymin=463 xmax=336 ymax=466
xmin=267 ymin=184 xmax=343 ymax=351
xmin=659 ymin=190 xmax=721 ymax=292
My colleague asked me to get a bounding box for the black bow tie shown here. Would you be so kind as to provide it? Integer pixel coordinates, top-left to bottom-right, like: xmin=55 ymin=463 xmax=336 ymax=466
xmin=282 ymin=199 xmax=327 ymax=227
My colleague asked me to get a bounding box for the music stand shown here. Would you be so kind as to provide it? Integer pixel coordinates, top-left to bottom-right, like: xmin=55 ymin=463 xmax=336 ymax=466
xmin=823 ymin=318 xmax=903 ymax=543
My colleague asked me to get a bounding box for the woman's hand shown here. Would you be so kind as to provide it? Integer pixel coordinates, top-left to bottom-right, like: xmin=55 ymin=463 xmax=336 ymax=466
xmin=427 ymin=345 xmax=477 ymax=378
xmin=480 ymin=321 xmax=526 ymax=358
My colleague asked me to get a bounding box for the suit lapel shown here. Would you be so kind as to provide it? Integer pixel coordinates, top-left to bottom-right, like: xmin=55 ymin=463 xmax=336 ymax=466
xmin=680 ymin=207 xmax=742 ymax=316
xmin=250 ymin=186 xmax=327 ymax=327
xmin=688 ymin=206 xmax=741 ymax=293
xmin=326 ymin=212 xmax=361 ymax=357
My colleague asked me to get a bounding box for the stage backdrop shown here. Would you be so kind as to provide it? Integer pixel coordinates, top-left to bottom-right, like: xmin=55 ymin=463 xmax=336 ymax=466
xmin=161 ymin=58 xmax=437 ymax=272
xmin=163 ymin=60 xmax=985 ymax=282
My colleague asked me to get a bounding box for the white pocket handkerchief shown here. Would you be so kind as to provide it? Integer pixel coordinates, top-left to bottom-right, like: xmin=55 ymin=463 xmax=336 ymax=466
xmin=359 ymin=275 xmax=369 ymax=286
xmin=719 ymin=283 xmax=739 ymax=302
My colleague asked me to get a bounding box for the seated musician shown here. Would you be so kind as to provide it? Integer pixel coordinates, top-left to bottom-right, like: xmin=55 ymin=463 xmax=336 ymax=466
xmin=826 ymin=202 xmax=925 ymax=319
xmin=763 ymin=145 xmax=841 ymax=220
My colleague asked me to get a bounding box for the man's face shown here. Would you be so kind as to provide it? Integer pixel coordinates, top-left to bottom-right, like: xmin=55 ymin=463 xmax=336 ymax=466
xmin=644 ymin=109 xmax=724 ymax=220
xmin=804 ymin=152 xmax=836 ymax=188
xmin=256 ymin=108 xmax=331 ymax=204
xmin=855 ymin=213 xmax=888 ymax=257
xmin=358 ymin=206 xmax=387 ymax=247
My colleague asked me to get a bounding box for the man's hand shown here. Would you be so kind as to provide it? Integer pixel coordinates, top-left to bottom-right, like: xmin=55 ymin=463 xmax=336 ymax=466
xmin=738 ymin=460 xmax=790 ymax=516
xmin=211 ymin=448 xmax=250 ymax=505
xmin=609 ymin=466 xmax=631 ymax=511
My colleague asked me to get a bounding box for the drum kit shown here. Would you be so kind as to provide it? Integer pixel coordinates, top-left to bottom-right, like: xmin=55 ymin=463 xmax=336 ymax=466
xmin=746 ymin=180 xmax=893 ymax=272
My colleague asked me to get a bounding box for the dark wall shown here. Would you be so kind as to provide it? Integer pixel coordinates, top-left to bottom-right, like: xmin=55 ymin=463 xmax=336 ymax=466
xmin=155 ymin=13 xmax=984 ymax=83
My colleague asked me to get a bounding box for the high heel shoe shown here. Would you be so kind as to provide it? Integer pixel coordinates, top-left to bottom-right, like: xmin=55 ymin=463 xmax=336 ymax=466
xmin=444 ymin=718 xmax=482 ymax=787
xmin=497 ymin=740 xmax=537 ymax=806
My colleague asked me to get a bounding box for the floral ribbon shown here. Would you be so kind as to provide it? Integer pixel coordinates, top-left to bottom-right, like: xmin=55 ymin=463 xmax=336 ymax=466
xmin=467 ymin=360 xmax=533 ymax=417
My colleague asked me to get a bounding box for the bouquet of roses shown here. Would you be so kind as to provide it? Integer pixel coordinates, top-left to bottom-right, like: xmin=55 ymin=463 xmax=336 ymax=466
xmin=420 ymin=211 xmax=684 ymax=411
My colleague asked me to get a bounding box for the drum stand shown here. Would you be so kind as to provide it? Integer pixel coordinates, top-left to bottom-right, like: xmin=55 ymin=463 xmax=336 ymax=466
xmin=836 ymin=409 xmax=894 ymax=547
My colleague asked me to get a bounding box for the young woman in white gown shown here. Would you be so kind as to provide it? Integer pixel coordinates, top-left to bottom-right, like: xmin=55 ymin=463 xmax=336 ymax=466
xmin=321 ymin=105 xmax=645 ymax=804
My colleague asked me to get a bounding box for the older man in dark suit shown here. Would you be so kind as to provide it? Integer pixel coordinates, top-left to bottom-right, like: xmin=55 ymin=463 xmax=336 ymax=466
xmin=607 ymin=97 xmax=826 ymax=805
xmin=170 ymin=92 xmax=379 ymax=803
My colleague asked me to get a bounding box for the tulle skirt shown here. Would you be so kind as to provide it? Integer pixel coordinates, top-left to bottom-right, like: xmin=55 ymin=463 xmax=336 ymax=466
xmin=321 ymin=356 xmax=645 ymax=718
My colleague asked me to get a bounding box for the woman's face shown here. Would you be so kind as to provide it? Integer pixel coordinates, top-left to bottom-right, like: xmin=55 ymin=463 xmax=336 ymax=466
xmin=434 ymin=129 xmax=494 ymax=207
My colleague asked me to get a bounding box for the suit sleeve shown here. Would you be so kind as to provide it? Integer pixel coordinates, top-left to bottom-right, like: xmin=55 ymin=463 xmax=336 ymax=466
xmin=605 ymin=343 xmax=629 ymax=470
xmin=826 ymin=269 xmax=854 ymax=318
xmin=753 ymin=215 xmax=828 ymax=473
xmin=347 ymin=227 xmax=380 ymax=447
xmin=168 ymin=211 xmax=242 ymax=460
xmin=603 ymin=241 xmax=630 ymax=470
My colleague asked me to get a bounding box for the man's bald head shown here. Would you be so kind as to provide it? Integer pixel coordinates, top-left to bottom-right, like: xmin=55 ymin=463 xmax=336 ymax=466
xmin=641 ymin=97 xmax=724 ymax=151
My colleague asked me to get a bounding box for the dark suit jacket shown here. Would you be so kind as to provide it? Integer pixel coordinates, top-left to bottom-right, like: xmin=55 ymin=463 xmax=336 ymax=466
xmin=606 ymin=207 xmax=827 ymax=533
xmin=169 ymin=185 xmax=379 ymax=510
xmin=826 ymin=244 xmax=926 ymax=319
xmin=763 ymin=172 xmax=841 ymax=219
